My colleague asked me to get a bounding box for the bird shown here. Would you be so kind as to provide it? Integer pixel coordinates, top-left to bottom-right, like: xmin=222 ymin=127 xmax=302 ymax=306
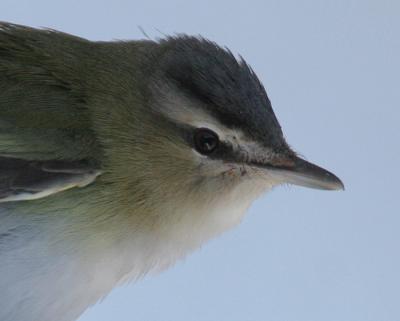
xmin=0 ymin=22 xmax=344 ymax=321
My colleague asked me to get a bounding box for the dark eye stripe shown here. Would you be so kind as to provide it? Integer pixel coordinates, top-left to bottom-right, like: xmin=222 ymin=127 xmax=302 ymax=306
xmin=168 ymin=120 xmax=239 ymax=163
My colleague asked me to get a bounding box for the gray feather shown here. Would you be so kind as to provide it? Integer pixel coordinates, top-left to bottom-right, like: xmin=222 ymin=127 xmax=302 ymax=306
xmin=0 ymin=156 xmax=101 ymax=202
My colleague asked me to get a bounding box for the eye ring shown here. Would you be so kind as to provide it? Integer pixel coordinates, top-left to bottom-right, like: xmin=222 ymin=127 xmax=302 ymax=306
xmin=193 ymin=128 xmax=219 ymax=155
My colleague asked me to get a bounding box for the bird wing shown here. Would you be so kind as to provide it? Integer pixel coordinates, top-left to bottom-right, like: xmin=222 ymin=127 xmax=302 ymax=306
xmin=0 ymin=157 xmax=101 ymax=202
xmin=0 ymin=22 xmax=102 ymax=202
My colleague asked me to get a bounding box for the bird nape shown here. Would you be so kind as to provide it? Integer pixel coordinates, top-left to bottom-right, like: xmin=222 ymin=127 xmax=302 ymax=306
xmin=0 ymin=22 xmax=343 ymax=321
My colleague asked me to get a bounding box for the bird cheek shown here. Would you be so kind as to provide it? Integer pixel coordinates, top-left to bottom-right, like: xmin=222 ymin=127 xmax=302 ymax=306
xmin=221 ymin=165 xmax=236 ymax=178
xmin=219 ymin=163 xmax=246 ymax=179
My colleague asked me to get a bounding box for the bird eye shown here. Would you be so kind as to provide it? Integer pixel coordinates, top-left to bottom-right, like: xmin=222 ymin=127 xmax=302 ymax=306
xmin=194 ymin=128 xmax=219 ymax=155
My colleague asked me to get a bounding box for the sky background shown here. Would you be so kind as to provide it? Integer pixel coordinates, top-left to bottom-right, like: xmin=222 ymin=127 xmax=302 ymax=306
xmin=1 ymin=1 xmax=399 ymax=320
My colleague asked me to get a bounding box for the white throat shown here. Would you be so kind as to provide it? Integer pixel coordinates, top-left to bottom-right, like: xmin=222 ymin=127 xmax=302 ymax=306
xmin=0 ymin=177 xmax=275 ymax=321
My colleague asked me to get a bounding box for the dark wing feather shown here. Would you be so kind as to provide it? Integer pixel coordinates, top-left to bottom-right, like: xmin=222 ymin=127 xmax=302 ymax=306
xmin=0 ymin=23 xmax=102 ymax=201
xmin=0 ymin=156 xmax=101 ymax=202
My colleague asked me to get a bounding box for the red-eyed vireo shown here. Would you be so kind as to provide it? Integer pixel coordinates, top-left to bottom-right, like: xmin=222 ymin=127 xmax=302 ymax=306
xmin=0 ymin=22 xmax=344 ymax=321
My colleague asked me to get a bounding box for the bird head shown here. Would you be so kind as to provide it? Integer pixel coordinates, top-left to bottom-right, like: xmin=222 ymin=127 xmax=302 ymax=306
xmin=131 ymin=37 xmax=343 ymax=203
xmin=96 ymin=36 xmax=343 ymax=220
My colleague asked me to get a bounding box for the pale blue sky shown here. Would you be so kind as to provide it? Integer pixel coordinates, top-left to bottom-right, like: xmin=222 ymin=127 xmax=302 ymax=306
xmin=1 ymin=1 xmax=399 ymax=320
